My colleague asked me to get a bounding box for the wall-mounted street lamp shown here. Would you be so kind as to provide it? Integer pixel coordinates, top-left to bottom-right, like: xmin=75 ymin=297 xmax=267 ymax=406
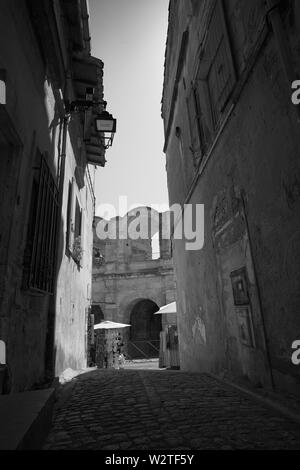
xmin=95 ymin=110 xmax=117 ymax=149
xmin=65 ymin=87 xmax=117 ymax=150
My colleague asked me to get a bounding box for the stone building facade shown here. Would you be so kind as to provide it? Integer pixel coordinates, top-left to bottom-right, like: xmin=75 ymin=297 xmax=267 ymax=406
xmin=92 ymin=207 xmax=176 ymax=359
xmin=162 ymin=0 xmax=300 ymax=395
xmin=0 ymin=0 xmax=112 ymax=391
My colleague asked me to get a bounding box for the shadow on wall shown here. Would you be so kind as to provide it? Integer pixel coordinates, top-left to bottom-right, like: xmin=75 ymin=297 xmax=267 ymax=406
xmin=0 ymin=70 xmax=65 ymax=391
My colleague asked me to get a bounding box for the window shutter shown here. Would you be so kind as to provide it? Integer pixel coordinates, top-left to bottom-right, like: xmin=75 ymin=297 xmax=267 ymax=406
xmin=74 ymin=199 xmax=81 ymax=240
xmin=194 ymin=79 xmax=214 ymax=152
xmin=79 ymin=208 xmax=82 ymax=238
xmin=190 ymin=0 xmax=201 ymax=15
xmin=186 ymin=0 xmax=236 ymax=161
xmin=206 ymin=1 xmax=236 ymax=127
xmin=66 ymin=180 xmax=73 ymax=250
xmin=186 ymin=87 xmax=202 ymax=159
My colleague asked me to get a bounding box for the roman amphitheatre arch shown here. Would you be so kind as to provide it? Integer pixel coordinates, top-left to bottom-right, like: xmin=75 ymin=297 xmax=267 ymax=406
xmin=92 ymin=206 xmax=176 ymax=359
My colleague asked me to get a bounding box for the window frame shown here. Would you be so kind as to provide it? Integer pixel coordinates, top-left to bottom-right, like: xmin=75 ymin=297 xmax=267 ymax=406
xmin=65 ymin=179 xmax=83 ymax=266
xmin=205 ymin=1 xmax=236 ymax=123
xmin=23 ymin=152 xmax=59 ymax=294
xmin=187 ymin=0 xmax=237 ymax=162
xmin=66 ymin=179 xmax=74 ymax=253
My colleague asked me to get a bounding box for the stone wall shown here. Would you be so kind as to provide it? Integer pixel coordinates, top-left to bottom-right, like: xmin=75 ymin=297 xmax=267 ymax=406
xmin=53 ymin=136 xmax=94 ymax=376
xmin=92 ymin=209 xmax=176 ymax=358
xmin=0 ymin=0 xmax=98 ymax=390
xmin=162 ymin=0 xmax=300 ymax=394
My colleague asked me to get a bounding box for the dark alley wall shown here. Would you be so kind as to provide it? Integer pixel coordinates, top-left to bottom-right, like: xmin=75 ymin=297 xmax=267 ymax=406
xmin=0 ymin=0 xmax=102 ymax=391
xmin=162 ymin=0 xmax=300 ymax=395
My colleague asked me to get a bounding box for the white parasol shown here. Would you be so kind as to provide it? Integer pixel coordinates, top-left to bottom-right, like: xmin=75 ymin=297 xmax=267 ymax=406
xmin=94 ymin=320 xmax=131 ymax=330
xmin=154 ymin=301 xmax=177 ymax=315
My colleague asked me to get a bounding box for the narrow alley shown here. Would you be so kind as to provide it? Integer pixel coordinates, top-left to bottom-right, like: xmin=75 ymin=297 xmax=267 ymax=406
xmin=1 ymin=0 xmax=300 ymax=454
xmin=43 ymin=368 xmax=300 ymax=450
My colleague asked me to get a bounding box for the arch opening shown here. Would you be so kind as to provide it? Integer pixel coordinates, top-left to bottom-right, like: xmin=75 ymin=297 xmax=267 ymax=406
xmin=128 ymin=299 xmax=161 ymax=359
xmin=91 ymin=304 xmax=104 ymax=324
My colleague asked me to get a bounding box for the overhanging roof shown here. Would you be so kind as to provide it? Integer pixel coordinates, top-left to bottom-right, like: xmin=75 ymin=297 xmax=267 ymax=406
xmin=72 ymin=56 xmax=107 ymax=166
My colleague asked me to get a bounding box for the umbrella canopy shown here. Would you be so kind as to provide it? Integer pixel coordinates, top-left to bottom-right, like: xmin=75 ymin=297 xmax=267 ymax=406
xmin=154 ymin=301 xmax=177 ymax=315
xmin=94 ymin=321 xmax=131 ymax=330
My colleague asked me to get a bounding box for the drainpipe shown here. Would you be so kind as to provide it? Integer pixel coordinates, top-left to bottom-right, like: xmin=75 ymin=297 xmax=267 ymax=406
xmin=265 ymin=0 xmax=300 ymax=121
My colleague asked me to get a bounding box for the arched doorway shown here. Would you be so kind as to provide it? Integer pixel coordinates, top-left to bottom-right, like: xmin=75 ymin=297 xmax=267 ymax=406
xmin=91 ymin=304 xmax=104 ymax=324
xmin=128 ymin=299 xmax=161 ymax=359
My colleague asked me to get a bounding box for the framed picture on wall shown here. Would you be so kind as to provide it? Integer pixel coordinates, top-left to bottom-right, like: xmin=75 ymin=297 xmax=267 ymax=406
xmin=230 ymin=267 xmax=250 ymax=306
xmin=236 ymin=305 xmax=255 ymax=348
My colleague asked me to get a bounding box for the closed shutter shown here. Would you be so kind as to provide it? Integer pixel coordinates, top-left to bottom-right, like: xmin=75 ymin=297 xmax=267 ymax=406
xmin=66 ymin=180 xmax=73 ymax=250
xmin=186 ymin=87 xmax=203 ymax=160
xmin=190 ymin=0 xmax=201 ymax=15
xmin=194 ymin=79 xmax=214 ymax=153
xmin=206 ymin=1 xmax=236 ymax=127
xmin=74 ymin=199 xmax=81 ymax=239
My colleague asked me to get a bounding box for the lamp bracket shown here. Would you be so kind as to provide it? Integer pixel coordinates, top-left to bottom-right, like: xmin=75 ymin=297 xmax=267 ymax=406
xmin=65 ymin=99 xmax=106 ymax=114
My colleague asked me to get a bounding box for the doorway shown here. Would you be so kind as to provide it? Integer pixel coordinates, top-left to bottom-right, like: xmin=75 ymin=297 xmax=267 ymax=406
xmin=128 ymin=299 xmax=161 ymax=359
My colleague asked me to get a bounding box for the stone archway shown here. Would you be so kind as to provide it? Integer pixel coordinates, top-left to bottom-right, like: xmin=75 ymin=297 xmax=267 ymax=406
xmin=91 ymin=304 xmax=104 ymax=324
xmin=128 ymin=299 xmax=161 ymax=359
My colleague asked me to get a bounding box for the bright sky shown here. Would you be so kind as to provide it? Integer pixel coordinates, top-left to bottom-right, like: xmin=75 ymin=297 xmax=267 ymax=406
xmin=89 ymin=0 xmax=170 ymax=218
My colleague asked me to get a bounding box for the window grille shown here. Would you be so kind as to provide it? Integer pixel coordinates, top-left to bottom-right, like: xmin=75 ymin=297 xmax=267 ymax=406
xmin=24 ymin=154 xmax=58 ymax=294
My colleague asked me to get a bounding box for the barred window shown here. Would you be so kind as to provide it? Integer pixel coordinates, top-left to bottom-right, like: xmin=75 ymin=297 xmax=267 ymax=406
xmin=23 ymin=153 xmax=58 ymax=294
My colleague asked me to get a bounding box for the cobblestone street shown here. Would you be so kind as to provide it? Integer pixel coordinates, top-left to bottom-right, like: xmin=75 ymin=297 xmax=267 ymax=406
xmin=43 ymin=369 xmax=300 ymax=450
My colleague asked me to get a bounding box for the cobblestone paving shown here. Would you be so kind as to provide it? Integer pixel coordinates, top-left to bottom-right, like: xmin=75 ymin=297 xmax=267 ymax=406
xmin=43 ymin=369 xmax=300 ymax=450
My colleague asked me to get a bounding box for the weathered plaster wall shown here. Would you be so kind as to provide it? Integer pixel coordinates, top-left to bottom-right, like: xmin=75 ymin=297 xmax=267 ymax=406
xmin=0 ymin=0 xmax=58 ymax=391
xmin=54 ymin=143 xmax=94 ymax=375
xmin=162 ymin=0 xmax=300 ymax=393
xmin=0 ymin=0 xmax=95 ymax=390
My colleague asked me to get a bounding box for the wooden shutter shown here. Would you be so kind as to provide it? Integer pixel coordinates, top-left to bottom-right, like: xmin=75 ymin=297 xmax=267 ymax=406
xmin=194 ymin=79 xmax=214 ymax=153
xmin=66 ymin=180 xmax=73 ymax=250
xmin=206 ymin=0 xmax=236 ymax=127
xmin=186 ymin=87 xmax=202 ymax=158
xmin=74 ymin=199 xmax=81 ymax=239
